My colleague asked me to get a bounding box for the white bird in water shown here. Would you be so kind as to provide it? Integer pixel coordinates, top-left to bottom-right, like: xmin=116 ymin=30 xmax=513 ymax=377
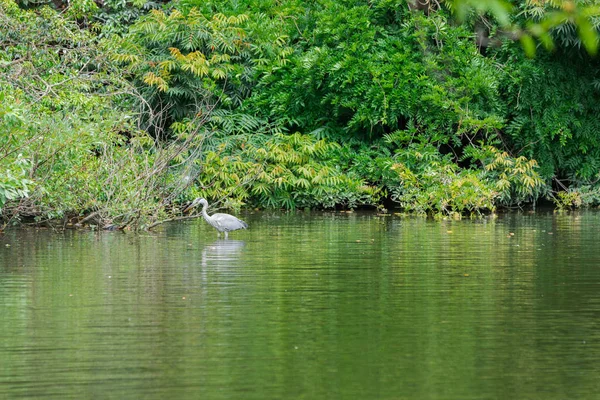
xmin=184 ymin=198 xmax=248 ymax=238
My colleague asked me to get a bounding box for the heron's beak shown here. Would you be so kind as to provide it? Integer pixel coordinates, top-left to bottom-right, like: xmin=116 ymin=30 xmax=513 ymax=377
xmin=183 ymin=203 xmax=195 ymax=213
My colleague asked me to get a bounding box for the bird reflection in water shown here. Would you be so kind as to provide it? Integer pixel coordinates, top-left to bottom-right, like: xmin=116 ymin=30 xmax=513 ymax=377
xmin=201 ymin=239 xmax=246 ymax=268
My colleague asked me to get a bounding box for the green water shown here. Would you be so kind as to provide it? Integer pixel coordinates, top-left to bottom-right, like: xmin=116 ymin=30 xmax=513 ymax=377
xmin=1 ymin=211 xmax=600 ymax=399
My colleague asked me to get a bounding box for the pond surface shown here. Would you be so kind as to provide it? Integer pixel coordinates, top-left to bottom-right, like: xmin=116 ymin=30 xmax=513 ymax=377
xmin=1 ymin=211 xmax=600 ymax=399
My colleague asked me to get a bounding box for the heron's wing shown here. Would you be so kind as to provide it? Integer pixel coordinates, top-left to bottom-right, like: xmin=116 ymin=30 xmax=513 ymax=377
xmin=212 ymin=213 xmax=248 ymax=231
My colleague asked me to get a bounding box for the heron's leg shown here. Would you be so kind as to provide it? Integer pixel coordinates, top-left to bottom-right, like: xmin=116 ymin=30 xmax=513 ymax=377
xmin=224 ymin=231 xmax=229 ymax=239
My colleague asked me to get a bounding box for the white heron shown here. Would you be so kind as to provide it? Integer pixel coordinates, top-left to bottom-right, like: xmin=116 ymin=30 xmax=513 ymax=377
xmin=184 ymin=198 xmax=248 ymax=238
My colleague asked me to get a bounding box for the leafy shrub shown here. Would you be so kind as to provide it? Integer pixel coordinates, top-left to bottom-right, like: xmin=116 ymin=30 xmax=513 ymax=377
xmin=464 ymin=145 xmax=547 ymax=206
xmin=193 ymin=133 xmax=381 ymax=209
xmin=388 ymin=144 xmax=498 ymax=217
xmin=495 ymin=45 xmax=600 ymax=184
xmin=112 ymin=7 xmax=268 ymax=137
xmin=0 ymin=1 xmax=196 ymax=229
xmin=244 ymin=5 xmax=504 ymax=146
xmin=553 ymin=186 xmax=600 ymax=210
xmin=5 ymin=0 xmax=600 ymax=229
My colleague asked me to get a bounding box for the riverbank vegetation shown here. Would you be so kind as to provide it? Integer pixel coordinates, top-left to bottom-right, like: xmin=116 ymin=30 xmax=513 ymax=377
xmin=1 ymin=0 xmax=600 ymax=229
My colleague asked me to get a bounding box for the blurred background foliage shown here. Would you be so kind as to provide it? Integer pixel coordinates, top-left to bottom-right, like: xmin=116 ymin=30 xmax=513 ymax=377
xmin=2 ymin=0 xmax=600 ymax=229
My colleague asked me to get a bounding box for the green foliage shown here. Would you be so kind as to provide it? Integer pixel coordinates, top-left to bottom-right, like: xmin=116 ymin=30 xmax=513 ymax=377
xmin=518 ymin=0 xmax=600 ymax=56
xmin=94 ymin=0 xmax=160 ymax=35
xmin=553 ymin=185 xmax=600 ymax=210
xmin=15 ymin=0 xmax=158 ymax=34
xmin=0 ymin=158 xmax=33 ymax=212
xmin=333 ymin=141 xmax=398 ymax=191
xmin=384 ymin=143 xmax=547 ymax=216
xmin=112 ymin=7 xmax=262 ymax=136
xmin=0 ymin=0 xmax=194 ymax=229
xmin=465 ymin=145 xmax=547 ymax=205
xmin=393 ymin=163 xmax=497 ymax=218
xmin=110 ymin=0 xmax=592 ymax=215
xmin=243 ymin=3 xmax=505 ymax=150
xmin=0 ymin=1 xmax=114 ymax=214
xmin=553 ymin=190 xmax=583 ymax=210
xmin=495 ymin=43 xmax=600 ymax=184
xmin=194 ymin=133 xmax=381 ymax=209
xmin=449 ymin=0 xmax=513 ymax=26
xmin=0 ymin=93 xmax=32 ymax=210
xmin=386 ymin=144 xmax=497 ymax=217
xmin=452 ymin=0 xmax=600 ymax=56
xmin=4 ymin=0 xmax=600 ymax=228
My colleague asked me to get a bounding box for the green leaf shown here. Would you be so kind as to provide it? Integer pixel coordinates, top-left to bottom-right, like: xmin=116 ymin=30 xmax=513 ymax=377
xmin=520 ymin=34 xmax=536 ymax=58
xmin=575 ymin=16 xmax=598 ymax=56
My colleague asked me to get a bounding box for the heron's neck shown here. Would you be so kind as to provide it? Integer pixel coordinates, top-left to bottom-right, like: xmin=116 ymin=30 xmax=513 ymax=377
xmin=201 ymin=204 xmax=211 ymax=221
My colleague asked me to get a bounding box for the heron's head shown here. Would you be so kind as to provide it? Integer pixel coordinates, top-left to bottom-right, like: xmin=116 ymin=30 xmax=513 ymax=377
xmin=183 ymin=197 xmax=208 ymax=212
